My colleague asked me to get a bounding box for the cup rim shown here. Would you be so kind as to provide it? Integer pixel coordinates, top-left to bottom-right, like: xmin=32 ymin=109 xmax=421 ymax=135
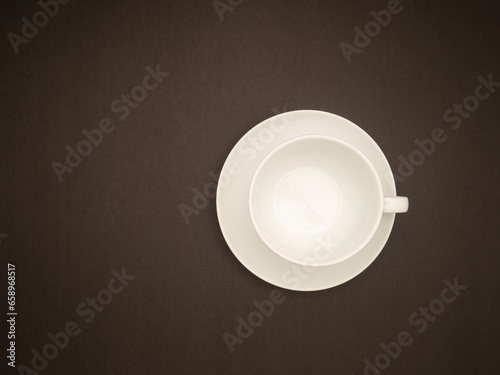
xmin=248 ymin=134 xmax=385 ymax=267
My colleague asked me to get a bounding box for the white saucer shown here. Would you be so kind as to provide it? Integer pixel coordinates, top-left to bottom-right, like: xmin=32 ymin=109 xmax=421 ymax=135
xmin=216 ymin=110 xmax=397 ymax=291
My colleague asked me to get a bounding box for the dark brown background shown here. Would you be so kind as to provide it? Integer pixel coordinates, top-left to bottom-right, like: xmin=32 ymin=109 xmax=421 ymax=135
xmin=1 ymin=0 xmax=499 ymax=374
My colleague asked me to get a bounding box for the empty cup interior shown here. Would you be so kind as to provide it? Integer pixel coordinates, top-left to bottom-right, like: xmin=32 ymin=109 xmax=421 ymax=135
xmin=249 ymin=135 xmax=383 ymax=266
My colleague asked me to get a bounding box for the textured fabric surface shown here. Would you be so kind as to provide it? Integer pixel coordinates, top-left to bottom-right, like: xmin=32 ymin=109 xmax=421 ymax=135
xmin=1 ymin=1 xmax=499 ymax=374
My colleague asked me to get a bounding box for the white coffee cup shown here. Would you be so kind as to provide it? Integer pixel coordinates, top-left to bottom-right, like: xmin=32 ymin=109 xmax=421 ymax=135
xmin=249 ymin=135 xmax=408 ymax=267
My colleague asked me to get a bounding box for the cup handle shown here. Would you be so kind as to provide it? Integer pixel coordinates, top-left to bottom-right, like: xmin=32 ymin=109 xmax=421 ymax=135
xmin=383 ymin=197 xmax=409 ymax=213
